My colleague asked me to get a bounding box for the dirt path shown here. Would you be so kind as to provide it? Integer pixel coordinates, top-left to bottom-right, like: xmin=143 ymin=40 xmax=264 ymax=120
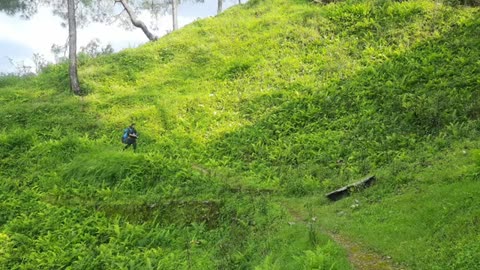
xmin=285 ymin=204 xmax=405 ymax=270
xmin=326 ymin=231 xmax=403 ymax=270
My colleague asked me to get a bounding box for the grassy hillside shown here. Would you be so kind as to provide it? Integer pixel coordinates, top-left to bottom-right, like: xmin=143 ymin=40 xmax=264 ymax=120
xmin=1 ymin=0 xmax=479 ymax=269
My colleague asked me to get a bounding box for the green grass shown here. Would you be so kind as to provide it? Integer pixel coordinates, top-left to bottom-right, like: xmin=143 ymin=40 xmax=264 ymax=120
xmin=1 ymin=0 xmax=480 ymax=268
xmin=284 ymin=139 xmax=480 ymax=269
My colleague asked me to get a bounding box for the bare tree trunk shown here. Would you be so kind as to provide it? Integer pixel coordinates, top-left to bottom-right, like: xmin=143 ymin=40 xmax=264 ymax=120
xmin=115 ymin=0 xmax=158 ymax=41
xmin=68 ymin=0 xmax=81 ymax=95
xmin=217 ymin=0 xmax=223 ymax=14
xmin=172 ymin=0 xmax=178 ymax=31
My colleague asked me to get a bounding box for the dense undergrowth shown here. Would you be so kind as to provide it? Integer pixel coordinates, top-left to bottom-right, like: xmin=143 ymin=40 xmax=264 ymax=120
xmin=1 ymin=0 xmax=479 ymax=269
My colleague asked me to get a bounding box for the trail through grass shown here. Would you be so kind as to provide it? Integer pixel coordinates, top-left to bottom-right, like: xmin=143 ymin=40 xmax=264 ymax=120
xmin=283 ymin=200 xmax=403 ymax=270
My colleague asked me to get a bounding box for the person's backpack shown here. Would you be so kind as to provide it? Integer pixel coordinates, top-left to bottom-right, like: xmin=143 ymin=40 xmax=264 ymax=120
xmin=122 ymin=128 xmax=130 ymax=144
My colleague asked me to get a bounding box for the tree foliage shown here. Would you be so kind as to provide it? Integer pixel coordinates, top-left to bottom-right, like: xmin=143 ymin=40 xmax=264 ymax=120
xmin=0 ymin=0 xmax=38 ymax=18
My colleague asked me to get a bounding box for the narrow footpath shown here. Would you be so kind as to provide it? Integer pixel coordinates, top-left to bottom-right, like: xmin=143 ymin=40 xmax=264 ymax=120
xmin=284 ymin=204 xmax=405 ymax=270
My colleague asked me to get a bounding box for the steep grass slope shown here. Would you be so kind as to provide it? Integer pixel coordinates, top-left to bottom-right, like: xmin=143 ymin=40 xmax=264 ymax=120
xmin=1 ymin=0 xmax=479 ymax=269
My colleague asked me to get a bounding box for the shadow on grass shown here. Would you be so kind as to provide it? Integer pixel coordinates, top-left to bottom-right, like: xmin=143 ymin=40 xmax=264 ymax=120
xmin=206 ymin=11 xmax=480 ymax=189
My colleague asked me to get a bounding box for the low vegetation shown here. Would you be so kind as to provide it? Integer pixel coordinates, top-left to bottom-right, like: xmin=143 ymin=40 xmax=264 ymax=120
xmin=1 ymin=0 xmax=479 ymax=269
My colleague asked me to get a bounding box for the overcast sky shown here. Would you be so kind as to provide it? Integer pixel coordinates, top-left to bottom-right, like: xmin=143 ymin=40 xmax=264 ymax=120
xmin=0 ymin=0 xmax=240 ymax=74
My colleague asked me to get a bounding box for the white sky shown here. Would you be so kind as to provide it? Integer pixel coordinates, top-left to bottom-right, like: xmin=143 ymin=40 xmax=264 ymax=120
xmin=0 ymin=0 xmax=241 ymax=73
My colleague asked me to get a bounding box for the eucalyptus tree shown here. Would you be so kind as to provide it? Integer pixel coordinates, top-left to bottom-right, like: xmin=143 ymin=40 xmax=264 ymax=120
xmin=142 ymin=0 xmax=177 ymax=31
xmin=80 ymin=38 xmax=114 ymax=57
xmin=119 ymin=0 xmax=212 ymax=34
xmin=41 ymin=0 xmax=95 ymax=95
xmin=1 ymin=0 xmax=160 ymax=92
xmin=172 ymin=0 xmax=178 ymax=30
xmin=113 ymin=0 xmax=158 ymax=40
xmin=67 ymin=0 xmax=81 ymax=94
xmin=138 ymin=0 xmax=177 ymax=31
xmin=109 ymin=0 xmax=202 ymax=38
xmin=217 ymin=0 xmax=222 ymax=14
xmin=1 ymin=0 xmax=92 ymax=94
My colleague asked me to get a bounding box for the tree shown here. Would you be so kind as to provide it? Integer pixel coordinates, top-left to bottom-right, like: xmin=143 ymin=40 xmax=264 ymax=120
xmin=32 ymin=53 xmax=49 ymax=73
xmin=139 ymin=0 xmax=178 ymax=32
xmin=1 ymin=0 xmax=83 ymax=94
xmin=217 ymin=0 xmax=222 ymax=15
xmin=80 ymin=38 xmax=114 ymax=57
xmin=113 ymin=0 xmax=205 ymax=36
xmin=114 ymin=0 xmax=158 ymax=41
xmin=171 ymin=0 xmax=177 ymax=30
xmin=67 ymin=0 xmax=81 ymax=95
xmin=7 ymin=57 xmax=33 ymax=76
xmin=0 ymin=0 xmax=38 ymax=18
xmin=51 ymin=43 xmax=68 ymax=63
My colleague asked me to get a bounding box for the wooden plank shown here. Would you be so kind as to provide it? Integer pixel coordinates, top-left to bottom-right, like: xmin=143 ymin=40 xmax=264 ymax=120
xmin=326 ymin=175 xmax=376 ymax=201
